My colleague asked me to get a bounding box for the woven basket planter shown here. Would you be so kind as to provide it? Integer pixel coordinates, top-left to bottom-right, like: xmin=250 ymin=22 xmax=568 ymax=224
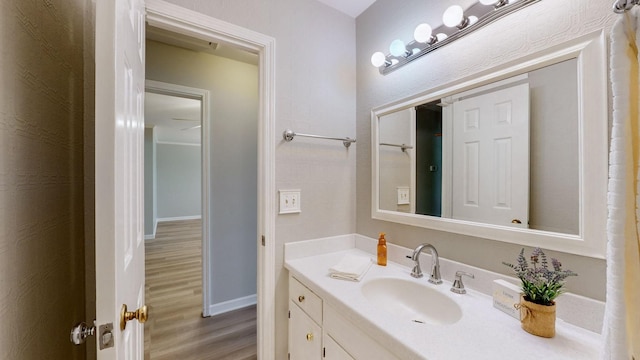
xmin=517 ymin=297 xmax=556 ymax=338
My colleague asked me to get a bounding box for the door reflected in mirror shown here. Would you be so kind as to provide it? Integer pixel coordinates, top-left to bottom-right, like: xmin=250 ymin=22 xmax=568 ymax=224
xmin=377 ymin=59 xmax=579 ymax=235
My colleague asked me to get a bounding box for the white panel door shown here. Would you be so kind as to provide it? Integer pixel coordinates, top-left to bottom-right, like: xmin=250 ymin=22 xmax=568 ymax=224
xmin=95 ymin=0 xmax=146 ymax=358
xmin=452 ymin=83 xmax=530 ymax=228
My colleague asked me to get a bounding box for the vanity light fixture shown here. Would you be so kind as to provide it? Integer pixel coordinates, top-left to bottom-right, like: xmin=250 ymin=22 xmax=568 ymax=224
xmin=371 ymin=0 xmax=540 ymax=75
xmin=371 ymin=52 xmax=391 ymax=67
xmin=479 ymin=0 xmax=510 ymax=8
xmin=389 ymin=39 xmax=412 ymax=57
xmin=442 ymin=5 xmax=471 ymax=29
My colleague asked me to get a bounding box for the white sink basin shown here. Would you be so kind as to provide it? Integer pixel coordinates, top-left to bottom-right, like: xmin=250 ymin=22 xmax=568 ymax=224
xmin=361 ymin=277 xmax=463 ymax=325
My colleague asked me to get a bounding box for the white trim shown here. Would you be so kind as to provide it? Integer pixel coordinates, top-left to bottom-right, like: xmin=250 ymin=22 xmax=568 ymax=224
xmin=146 ymin=2 xmax=276 ymax=358
xmin=371 ymin=31 xmax=607 ymax=259
xmin=144 ymin=218 xmax=158 ymax=240
xmin=157 ymin=215 xmax=202 ymax=222
xmin=145 ymin=78 xmax=212 ymax=317
xmin=155 ymin=140 xmax=201 ymax=147
xmin=207 ymin=294 xmax=257 ymax=317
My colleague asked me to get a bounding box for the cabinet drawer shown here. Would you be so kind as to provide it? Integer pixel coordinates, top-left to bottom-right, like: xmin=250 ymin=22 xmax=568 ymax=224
xmin=289 ymin=276 xmax=322 ymax=324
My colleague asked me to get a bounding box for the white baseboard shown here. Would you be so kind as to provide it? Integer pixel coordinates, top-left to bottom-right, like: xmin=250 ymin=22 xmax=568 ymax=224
xmin=157 ymin=215 xmax=202 ymax=222
xmin=144 ymin=219 xmax=159 ymax=240
xmin=207 ymin=294 xmax=257 ymax=317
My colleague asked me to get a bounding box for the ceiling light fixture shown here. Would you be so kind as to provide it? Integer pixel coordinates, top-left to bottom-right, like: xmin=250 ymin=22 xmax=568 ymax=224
xmin=371 ymin=0 xmax=540 ymax=75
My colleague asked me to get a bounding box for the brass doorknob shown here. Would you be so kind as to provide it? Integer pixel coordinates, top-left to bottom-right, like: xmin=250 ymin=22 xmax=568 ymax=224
xmin=306 ymin=333 xmax=314 ymax=341
xmin=120 ymin=304 xmax=149 ymax=330
xmin=298 ymin=295 xmax=305 ymax=303
xmin=511 ymin=219 xmax=522 ymax=224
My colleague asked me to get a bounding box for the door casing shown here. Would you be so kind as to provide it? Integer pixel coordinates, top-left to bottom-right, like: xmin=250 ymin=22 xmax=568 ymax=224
xmin=145 ymin=79 xmax=212 ymax=316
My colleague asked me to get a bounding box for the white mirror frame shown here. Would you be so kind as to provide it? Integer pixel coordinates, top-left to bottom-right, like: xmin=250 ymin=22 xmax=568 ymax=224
xmin=371 ymin=31 xmax=607 ymax=259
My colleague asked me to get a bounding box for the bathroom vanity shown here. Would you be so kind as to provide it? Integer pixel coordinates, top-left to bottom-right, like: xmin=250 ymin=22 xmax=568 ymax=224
xmin=285 ymin=235 xmax=602 ymax=360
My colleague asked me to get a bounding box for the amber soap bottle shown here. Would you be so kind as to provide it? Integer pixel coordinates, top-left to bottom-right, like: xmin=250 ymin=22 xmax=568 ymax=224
xmin=377 ymin=232 xmax=387 ymax=266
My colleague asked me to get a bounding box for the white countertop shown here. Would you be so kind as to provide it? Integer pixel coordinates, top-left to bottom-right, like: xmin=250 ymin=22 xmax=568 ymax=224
xmin=284 ymin=238 xmax=601 ymax=360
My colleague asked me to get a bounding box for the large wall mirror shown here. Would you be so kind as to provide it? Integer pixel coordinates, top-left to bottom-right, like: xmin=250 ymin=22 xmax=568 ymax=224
xmin=371 ymin=31 xmax=607 ymax=258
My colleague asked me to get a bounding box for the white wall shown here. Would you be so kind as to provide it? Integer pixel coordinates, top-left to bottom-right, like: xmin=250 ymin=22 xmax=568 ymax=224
xmin=357 ymin=0 xmax=616 ymax=301
xmin=156 ymin=142 xmax=201 ymax=219
xmin=159 ymin=1 xmax=356 ymax=357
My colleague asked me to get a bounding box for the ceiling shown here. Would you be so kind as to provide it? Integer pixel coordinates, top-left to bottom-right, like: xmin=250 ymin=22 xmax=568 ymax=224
xmin=145 ymin=92 xmax=201 ymax=145
xmin=315 ymin=0 xmax=377 ymax=18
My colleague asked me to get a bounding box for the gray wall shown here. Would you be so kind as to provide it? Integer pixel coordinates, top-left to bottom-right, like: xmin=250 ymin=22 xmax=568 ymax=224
xmin=529 ymin=59 xmax=579 ymax=235
xmin=357 ymin=0 xmax=616 ymax=302
xmin=159 ymin=1 xmax=356 ymax=357
xmin=144 ymin=128 xmax=157 ymax=236
xmin=156 ymin=142 xmax=201 ymax=219
xmin=0 ymin=0 xmax=92 ymax=359
xmin=378 ymin=109 xmax=412 ymax=212
xmin=146 ymin=40 xmax=260 ymax=306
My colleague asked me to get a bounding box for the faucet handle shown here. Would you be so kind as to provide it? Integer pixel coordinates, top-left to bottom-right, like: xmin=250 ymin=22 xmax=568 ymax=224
xmin=450 ymin=271 xmax=474 ymax=294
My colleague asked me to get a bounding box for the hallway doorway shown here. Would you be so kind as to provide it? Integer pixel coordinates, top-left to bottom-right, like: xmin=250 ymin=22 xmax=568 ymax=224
xmin=142 ymin=23 xmax=260 ymax=359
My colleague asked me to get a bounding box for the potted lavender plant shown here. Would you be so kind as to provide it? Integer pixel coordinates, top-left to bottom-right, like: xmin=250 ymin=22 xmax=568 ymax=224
xmin=503 ymin=248 xmax=577 ymax=338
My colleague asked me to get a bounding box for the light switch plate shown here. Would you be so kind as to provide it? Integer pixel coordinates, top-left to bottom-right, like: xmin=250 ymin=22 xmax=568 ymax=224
xmin=279 ymin=189 xmax=301 ymax=214
xmin=397 ymin=186 xmax=410 ymax=205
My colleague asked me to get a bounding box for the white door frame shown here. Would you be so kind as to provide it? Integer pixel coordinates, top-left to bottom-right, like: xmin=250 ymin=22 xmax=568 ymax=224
xmin=144 ymin=79 xmax=212 ymax=317
xmin=145 ymin=0 xmax=277 ymax=358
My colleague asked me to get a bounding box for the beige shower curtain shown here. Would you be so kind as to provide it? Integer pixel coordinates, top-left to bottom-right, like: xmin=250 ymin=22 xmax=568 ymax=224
xmin=602 ymin=9 xmax=640 ymax=360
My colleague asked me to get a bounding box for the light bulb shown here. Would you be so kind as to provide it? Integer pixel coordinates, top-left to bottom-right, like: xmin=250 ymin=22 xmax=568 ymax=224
xmin=468 ymin=15 xmax=478 ymax=25
xmin=414 ymin=23 xmax=434 ymax=44
xmin=371 ymin=52 xmax=387 ymax=67
xmin=389 ymin=39 xmax=408 ymax=57
xmin=479 ymin=0 xmax=496 ymax=5
xmin=443 ymin=5 xmax=465 ymax=28
xmin=436 ymin=33 xmax=448 ymax=41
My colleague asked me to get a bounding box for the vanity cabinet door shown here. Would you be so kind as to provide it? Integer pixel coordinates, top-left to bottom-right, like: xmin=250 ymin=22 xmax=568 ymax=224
xmin=289 ymin=300 xmax=322 ymax=360
xmin=323 ymin=333 xmax=354 ymax=360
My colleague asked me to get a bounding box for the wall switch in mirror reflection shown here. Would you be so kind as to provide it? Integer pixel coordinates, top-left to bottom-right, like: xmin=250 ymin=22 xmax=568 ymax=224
xmin=279 ymin=189 xmax=301 ymax=214
xmin=397 ymin=187 xmax=410 ymax=205
xmin=492 ymin=279 xmax=522 ymax=320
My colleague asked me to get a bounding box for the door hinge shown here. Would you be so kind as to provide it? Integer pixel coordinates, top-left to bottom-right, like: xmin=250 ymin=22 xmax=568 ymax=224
xmin=323 ymin=347 xmax=326 ymax=358
xmin=261 ymin=235 xmax=265 ymax=246
xmin=288 ymin=310 xmax=290 ymax=319
xmin=288 ymin=352 xmax=290 ymax=360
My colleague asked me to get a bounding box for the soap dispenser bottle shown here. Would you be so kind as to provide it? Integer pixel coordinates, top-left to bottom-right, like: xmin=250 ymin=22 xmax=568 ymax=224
xmin=377 ymin=232 xmax=387 ymax=266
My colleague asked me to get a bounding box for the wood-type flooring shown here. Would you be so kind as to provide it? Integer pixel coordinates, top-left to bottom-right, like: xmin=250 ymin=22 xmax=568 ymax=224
xmin=145 ymin=219 xmax=257 ymax=360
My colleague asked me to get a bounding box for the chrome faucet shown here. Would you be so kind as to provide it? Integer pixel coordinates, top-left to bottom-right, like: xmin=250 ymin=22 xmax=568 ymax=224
xmin=409 ymin=243 xmax=442 ymax=284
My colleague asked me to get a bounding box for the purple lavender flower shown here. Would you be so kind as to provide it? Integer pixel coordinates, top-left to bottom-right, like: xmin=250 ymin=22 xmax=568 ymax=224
xmin=503 ymin=248 xmax=577 ymax=306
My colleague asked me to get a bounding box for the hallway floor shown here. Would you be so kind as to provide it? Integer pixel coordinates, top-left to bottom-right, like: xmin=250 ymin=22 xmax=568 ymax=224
xmin=145 ymin=219 xmax=257 ymax=360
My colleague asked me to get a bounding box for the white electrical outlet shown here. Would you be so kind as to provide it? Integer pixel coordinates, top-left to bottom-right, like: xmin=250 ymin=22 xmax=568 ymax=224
xmin=279 ymin=189 xmax=301 ymax=214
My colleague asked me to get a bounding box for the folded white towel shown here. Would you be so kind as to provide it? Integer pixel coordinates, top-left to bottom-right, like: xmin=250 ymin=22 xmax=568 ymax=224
xmin=329 ymin=254 xmax=373 ymax=282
